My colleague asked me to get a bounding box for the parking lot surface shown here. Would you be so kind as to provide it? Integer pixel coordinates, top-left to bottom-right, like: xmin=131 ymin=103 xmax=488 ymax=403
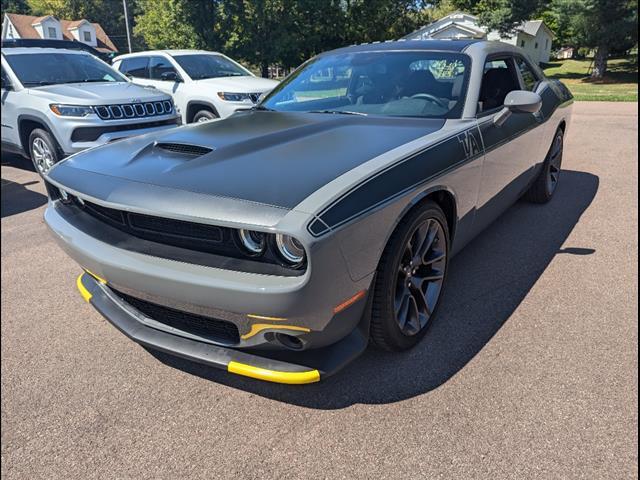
xmin=1 ymin=102 xmax=638 ymax=479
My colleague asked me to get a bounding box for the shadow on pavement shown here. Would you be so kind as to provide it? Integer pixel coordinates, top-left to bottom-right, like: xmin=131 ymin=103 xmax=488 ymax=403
xmin=1 ymin=178 xmax=47 ymax=218
xmin=1 ymin=152 xmax=35 ymax=172
xmin=150 ymin=169 xmax=599 ymax=409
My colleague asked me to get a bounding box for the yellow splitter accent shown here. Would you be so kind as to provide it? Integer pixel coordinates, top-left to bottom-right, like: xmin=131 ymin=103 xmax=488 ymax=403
xmin=76 ymin=273 xmax=93 ymax=302
xmin=227 ymin=361 xmax=320 ymax=384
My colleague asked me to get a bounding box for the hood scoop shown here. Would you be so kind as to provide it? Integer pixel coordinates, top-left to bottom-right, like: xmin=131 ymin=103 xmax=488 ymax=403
xmin=154 ymin=142 xmax=213 ymax=157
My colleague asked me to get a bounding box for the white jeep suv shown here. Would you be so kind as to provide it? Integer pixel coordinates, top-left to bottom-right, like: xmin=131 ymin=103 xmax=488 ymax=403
xmin=1 ymin=48 xmax=179 ymax=174
xmin=112 ymin=50 xmax=279 ymax=123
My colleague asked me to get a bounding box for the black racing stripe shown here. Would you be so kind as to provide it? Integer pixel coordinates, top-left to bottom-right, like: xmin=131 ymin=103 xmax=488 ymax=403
xmin=315 ymin=129 xmax=480 ymax=232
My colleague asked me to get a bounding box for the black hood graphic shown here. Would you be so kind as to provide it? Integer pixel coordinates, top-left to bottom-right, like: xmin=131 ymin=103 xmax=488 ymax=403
xmin=53 ymin=111 xmax=445 ymax=209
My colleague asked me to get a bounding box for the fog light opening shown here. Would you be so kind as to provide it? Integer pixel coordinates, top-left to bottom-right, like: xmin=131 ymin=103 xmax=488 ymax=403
xmin=274 ymin=332 xmax=305 ymax=350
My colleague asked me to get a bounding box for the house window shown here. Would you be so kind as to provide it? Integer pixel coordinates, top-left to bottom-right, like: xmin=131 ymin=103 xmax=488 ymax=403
xmin=535 ymin=42 xmax=539 ymax=49
xmin=83 ymin=31 xmax=91 ymax=42
xmin=47 ymin=27 xmax=56 ymax=38
xmin=520 ymin=40 xmax=526 ymax=48
xmin=545 ymin=39 xmax=549 ymax=49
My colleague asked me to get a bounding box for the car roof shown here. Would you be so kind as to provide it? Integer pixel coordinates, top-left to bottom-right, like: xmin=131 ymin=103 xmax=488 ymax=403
xmin=113 ymin=50 xmax=222 ymax=61
xmin=2 ymin=47 xmax=88 ymax=55
xmin=322 ymin=39 xmax=482 ymax=56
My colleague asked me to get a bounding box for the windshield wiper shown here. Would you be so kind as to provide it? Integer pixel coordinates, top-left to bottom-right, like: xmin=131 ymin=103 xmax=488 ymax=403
xmin=309 ymin=110 xmax=368 ymax=116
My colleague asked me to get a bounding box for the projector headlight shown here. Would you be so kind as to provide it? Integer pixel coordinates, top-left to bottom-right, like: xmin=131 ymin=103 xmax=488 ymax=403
xmin=275 ymin=234 xmax=306 ymax=266
xmin=49 ymin=104 xmax=94 ymax=117
xmin=217 ymin=92 xmax=251 ymax=102
xmin=238 ymin=229 xmax=267 ymax=255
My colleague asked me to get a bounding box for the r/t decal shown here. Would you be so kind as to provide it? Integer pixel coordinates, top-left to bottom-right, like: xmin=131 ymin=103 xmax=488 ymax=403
xmin=457 ymin=130 xmax=481 ymax=159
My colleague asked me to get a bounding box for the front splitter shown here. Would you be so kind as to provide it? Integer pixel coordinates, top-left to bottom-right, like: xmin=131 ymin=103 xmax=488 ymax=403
xmin=76 ymin=272 xmax=369 ymax=384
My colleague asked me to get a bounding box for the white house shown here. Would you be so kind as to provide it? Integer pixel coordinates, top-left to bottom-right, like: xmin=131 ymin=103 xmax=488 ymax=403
xmin=1 ymin=13 xmax=118 ymax=54
xmin=403 ymin=12 xmax=555 ymax=65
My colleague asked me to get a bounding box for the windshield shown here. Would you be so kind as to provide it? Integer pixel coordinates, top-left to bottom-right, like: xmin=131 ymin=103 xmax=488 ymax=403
xmin=173 ymin=54 xmax=250 ymax=80
xmin=5 ymin=52 xmax=126 ymax=87
xmin=261 ymin=51 xmax=470 ymax=118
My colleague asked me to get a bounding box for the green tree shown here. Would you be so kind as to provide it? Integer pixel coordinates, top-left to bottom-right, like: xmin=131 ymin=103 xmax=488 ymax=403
xmin=134 ymin=0 xmax=201 ymax=50
xmin=450 ymin=0 xmax=547 ymax=34
xmin=1 ymin=0 xmax=30 ymax=17
xmin=572 ymin=0 xmax=637 ymax=78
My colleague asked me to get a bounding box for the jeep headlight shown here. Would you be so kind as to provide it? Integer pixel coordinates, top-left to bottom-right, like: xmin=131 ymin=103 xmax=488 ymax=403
xmin=217 ymin=92 xmax=250 ymax=102
xmin=49 ymin=104 xmax=94 ymax=117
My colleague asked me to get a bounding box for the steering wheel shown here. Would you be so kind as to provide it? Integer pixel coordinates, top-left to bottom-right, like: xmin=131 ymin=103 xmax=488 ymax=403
xmin=410 ymin=93 xmax=448 ymax=109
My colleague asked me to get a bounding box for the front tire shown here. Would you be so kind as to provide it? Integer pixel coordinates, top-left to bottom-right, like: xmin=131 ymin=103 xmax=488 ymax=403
xmin=524 ymin=128 xmax=564 ymax=203
xmin=370 ymin=201 xmax=450 ymax=351
xmin=192 ymin=110 xmax=218 ymax=123
xmin=28 ymin=128 xmax=60 ymax=175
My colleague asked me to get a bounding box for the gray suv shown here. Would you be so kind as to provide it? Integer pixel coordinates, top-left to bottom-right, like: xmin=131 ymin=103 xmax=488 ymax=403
xmin=1 ymin=47 xmax=180 ymax=174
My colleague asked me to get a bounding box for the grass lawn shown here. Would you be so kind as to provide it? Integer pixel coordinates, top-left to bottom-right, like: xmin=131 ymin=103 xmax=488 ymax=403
xmin=543 ymin=58 xmax=638 ymax=101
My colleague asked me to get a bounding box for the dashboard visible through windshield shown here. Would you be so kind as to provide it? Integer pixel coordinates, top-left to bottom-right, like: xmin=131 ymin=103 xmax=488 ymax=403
xmin=173 ymin=54 xmax=250 ymax=80
xmin=4 ymin=52 xmax=126 ymax=87
xmin=261 ymin=51 xmax=471 ymax=119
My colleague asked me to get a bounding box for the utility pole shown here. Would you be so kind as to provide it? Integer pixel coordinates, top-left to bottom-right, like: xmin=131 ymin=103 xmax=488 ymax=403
xmin=122 ymin=0 xmax=132 ymax=53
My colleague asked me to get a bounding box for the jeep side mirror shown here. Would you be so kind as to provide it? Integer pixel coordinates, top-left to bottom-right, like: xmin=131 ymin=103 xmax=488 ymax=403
xmin=161 ymin=71 xmax=181 ymax=82
xmin=494 ymin=90 xmax=542 ymax=127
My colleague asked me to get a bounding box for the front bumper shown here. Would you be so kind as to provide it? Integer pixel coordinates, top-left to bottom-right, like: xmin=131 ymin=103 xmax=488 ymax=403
xmin=52 ymin=114 xmax=181 ymax=155
xmin=77 ymin=272 xmax=369 ymax=384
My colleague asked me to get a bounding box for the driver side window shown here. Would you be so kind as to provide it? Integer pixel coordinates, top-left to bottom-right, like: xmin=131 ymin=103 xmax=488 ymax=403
xmin=149 ymin=56 xmax=179 ymax=81
xmin=478 ymin=57 xmax=520 ymax=114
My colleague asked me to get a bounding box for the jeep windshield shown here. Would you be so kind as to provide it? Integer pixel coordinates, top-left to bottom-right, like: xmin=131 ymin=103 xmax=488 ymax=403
xmin=173 ymin=54 xmax=250 ymax=80
xmin=261 ymin=51 xmax=470 ymax=119
xmin=5 ymin=52 xmax=127 ymax=87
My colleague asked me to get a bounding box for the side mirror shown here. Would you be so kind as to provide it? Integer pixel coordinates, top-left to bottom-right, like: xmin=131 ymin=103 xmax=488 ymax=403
xmin=1 ymin=77 xmax=13 ymax=91
xmin=493 ymin=90 xmax=542 ymax=127
xmin=160 ymin=71 xmax=181 ymax=82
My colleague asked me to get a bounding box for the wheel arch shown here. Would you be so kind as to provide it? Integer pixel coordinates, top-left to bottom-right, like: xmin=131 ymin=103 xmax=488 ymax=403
xmin=185 ymin=100 xmax=219 ymax=123
xmin=17 ymin=114 xmax=60 ymax=157
xmin=383 ymin=186 xmax=458 ymax=255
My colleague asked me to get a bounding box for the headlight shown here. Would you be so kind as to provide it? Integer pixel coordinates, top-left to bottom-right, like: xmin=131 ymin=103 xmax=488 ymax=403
xmin=275 ymin=234 xmax=306 ymax=265
xmin=49 ymin=104 xmax=94 ymax=117
xmin=239 ymin=229 xmax=267 ymax=255
xmin=217 ymin=92 xmax=251 ymax=102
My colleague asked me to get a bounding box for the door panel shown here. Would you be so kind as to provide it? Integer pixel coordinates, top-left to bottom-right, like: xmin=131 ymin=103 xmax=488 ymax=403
xmin=473 ymin=56 xmax=545 ymax=232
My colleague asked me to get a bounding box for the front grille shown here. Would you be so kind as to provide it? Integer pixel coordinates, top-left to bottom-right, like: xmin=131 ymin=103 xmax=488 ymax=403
xmin=59 ymin=196 xmax=307 ymax=276
xmin=77 ymin=199 xmax=226 ymax=250
xmin=70 ymin=118 xmax=179 ymax=142
xmin=249 ymin=93 xmax=263 ymax=103
xmin=94 ymin=100 xmax=173 ymax=120
xmin=110 ymin=287 xmax=240 ymax=345
xmin=155 ymin=142 xmax=213 ymax=156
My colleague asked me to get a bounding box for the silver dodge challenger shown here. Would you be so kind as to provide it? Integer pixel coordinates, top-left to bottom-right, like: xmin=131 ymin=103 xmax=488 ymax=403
xmin=43 ymin=40 xmax=573 ymax=384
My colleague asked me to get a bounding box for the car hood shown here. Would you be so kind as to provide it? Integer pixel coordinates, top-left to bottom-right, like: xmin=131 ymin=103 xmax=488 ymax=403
xmin=49 ymin=111 xmax=445 ymax=210
xmin=27 ymin=82 xmax=168 ymax=104
xmin=192 ymin=75 xmax=279 ymax=92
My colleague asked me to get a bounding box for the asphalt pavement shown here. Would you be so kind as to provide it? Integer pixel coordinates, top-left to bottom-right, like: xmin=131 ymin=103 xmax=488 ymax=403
xmin=1 ymin=102 xmax=638 ymax=479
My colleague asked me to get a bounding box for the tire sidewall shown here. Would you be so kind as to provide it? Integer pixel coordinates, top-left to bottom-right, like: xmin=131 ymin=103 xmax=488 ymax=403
xmin=544 ymin=129 xmax=564 ymax=197
xmin=373 ymin=202 xmax=450 ymax=350
xmin=192 ymin=110 xmax=217 ymax=123
xmin=28 ymin=129 xmax=59 ymax=175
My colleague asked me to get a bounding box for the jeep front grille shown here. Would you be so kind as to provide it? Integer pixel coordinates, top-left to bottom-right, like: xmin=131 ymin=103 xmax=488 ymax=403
xmin=94 ymin=100 xmax=173 ymax=120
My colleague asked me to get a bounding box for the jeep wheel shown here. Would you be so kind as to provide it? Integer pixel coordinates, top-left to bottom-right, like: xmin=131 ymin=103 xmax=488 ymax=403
xmin=193 ymin=110 xmax=218 ymax=123
xmin=29 ymin=129 xmax=60 ymax=175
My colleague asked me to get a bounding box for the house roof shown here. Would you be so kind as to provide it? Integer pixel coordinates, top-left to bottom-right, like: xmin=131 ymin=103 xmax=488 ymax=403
xmin=519 ymin=20 xmax=556 ymax=39
xmin=4 ymin=13 xmax=117 ymax=52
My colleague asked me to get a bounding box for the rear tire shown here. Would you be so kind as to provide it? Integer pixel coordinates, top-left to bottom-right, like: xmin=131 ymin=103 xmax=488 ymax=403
xmin=28 ymin=128 xmax=60 ymax=175
xmin=192 ymin=110 xmax=218 ymax=123
xmin=524 ymin=128 xmax=564 ymax=203
xmin=370 ymin=201 xmax=450 ymax=351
